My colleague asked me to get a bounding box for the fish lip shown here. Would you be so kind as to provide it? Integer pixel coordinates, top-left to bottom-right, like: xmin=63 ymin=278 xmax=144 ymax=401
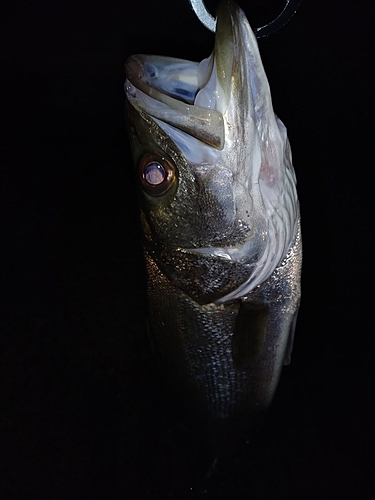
xmin=124 ymin=57 xmax=144 ymax=87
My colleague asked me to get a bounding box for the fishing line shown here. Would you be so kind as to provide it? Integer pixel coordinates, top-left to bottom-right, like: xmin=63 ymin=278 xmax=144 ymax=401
xmin=189 ymin=0 xmax=302 ymax=36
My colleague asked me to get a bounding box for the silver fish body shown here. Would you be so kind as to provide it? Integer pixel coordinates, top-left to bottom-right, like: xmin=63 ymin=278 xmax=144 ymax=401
xmin=125 ymin=2 xmax=302 ymax=424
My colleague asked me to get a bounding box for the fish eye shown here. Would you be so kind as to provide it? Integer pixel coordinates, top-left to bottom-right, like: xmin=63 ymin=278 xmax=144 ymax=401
xmin=139 ymin=153 xmax=176 ymax=196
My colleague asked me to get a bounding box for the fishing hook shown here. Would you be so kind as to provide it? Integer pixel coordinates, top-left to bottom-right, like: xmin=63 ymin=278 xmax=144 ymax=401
xmin=189 ymin=0 xmax=302 ymax=37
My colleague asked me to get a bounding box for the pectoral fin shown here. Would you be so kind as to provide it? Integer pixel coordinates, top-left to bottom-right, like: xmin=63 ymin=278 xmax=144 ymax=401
xmin=283 ymin=309 xmax=299 ymax=366
xmin=232 ymin=302 xmax=269 ymax=369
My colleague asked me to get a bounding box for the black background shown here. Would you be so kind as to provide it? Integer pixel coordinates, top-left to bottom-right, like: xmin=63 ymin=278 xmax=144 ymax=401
xmin=2 ymin=0 xmax=373 ymax=498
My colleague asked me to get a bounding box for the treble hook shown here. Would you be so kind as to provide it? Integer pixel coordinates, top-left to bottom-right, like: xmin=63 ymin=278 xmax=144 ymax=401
xmin=189 ymin=0 xmax=302 ymax=37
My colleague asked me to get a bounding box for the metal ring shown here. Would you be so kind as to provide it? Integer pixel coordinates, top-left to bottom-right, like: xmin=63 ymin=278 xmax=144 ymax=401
xmin=189 ymin=0 xmax=216 ymax=32
xmin=255 ymin=0 xmax=302 ymax=37
xmin=188 ymin=0 xmax=302 ymax=37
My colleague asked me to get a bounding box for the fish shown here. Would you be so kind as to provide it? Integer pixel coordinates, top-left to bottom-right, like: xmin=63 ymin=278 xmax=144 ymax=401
xmin=124 ymin=1 xmax=302 ymax=432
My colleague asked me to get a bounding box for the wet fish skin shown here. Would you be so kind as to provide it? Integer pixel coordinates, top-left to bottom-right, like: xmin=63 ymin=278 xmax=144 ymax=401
xmin=124 ymin=1 xmax=302 ymax=423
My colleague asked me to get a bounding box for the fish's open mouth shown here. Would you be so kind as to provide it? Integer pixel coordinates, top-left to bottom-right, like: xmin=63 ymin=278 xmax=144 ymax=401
xmin=125 ymin=52 xmax=225 ymax=149
xmin=126 ymin=55 xmax=210 ymax=106
xmin=124 ymin=1 xmax=255 ymax=151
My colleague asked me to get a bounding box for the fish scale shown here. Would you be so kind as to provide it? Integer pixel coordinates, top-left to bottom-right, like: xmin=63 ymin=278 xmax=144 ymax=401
xmin=144 ymin=220 xmax=301 ymax=421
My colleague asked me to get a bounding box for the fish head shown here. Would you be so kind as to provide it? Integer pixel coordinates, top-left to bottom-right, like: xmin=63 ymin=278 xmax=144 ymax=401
xmin=125 ymin=1 xmax=299 ymax=305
